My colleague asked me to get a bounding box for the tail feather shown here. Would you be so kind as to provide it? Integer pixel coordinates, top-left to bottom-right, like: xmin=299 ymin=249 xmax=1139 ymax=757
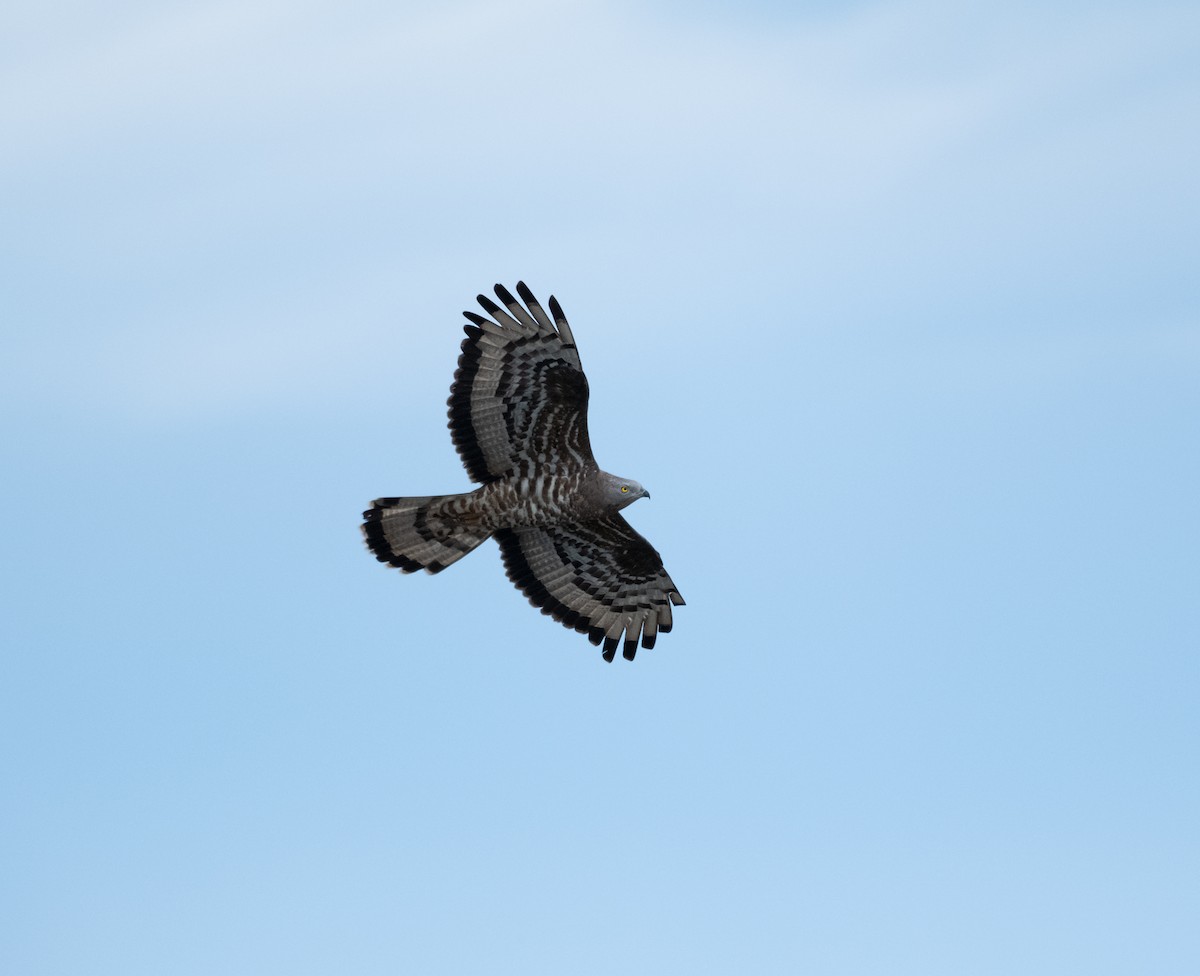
xmin=362 ymin=494 xmax=491 ymax=574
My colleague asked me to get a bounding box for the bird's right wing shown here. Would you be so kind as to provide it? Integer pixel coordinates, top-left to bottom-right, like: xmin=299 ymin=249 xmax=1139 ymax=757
xmin=494 ymin=515 xmax=685 ymax=662
xmin=448 ymin=282 xmax=594 ymax=484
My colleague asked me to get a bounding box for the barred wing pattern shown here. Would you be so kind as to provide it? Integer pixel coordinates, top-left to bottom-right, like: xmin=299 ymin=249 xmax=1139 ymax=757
xmin=449 ymin=282 xmax=592 ymax=484
xmin=495 ymin=516 xmax=685 ymax=662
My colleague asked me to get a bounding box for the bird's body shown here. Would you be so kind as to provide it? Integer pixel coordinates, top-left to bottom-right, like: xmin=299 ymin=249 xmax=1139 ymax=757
xmin=362 ymin=282 xmax=683 ymax=662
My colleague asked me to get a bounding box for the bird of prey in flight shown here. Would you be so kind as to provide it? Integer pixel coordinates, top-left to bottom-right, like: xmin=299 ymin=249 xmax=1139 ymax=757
xmin=362 ymin=282 xmax=683 ymax=662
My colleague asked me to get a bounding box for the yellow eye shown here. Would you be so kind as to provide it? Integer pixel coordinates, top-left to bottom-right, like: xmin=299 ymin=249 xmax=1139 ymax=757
xmin=620 ymin=485 xmax=629 ymax=493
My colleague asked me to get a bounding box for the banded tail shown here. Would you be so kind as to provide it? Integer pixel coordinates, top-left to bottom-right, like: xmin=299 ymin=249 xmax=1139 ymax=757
xmin=361 ymin=494 xmax=491 ymax=574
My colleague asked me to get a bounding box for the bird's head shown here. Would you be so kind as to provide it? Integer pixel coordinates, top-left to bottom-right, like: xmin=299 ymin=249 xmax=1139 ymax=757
xmin=601 ymin=473 xmax=650 ymax=511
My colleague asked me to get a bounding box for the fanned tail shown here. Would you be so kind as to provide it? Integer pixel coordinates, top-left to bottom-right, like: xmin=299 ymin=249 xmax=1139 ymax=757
xmin=361 ymin=494 xmax=491 ymax=574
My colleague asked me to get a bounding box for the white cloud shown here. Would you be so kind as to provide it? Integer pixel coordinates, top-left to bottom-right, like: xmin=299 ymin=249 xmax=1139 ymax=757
xmin=2 ymin=0 xmax=1196 ymax=420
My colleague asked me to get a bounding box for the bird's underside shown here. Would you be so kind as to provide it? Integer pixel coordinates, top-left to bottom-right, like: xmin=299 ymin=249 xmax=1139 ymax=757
xmin=362 ymin=282 xmax=683 ymax=662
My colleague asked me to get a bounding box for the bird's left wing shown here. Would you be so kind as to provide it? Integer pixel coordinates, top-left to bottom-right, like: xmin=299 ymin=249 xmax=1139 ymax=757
xmin=449 ymin=282 xmax=593 ymax=484
xmin=494 ymin=515 xmax=685 ymax=661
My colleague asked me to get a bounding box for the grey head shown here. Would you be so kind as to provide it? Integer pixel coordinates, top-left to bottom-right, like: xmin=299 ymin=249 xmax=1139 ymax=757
xmin=599 ymin=471 xmax=650 ymax=512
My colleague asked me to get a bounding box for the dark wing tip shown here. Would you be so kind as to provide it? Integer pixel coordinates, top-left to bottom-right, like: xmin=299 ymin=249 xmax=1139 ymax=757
xmin=601 ymin=644 xmax=617 ymax=663
xmin=547 ymin=295 xmax=566 ymax=322
xmin=622 ymin=639 xmax=638 ymax=661
xmin=463 ymin=310 xmax=487 ymax=326
xmin=493 ymin=283 xmax=517 ymax=305
xmin=515 ymin=281 xmax=537 ymax=304
xmin=477 ymin=293 xmax=501 ymax=315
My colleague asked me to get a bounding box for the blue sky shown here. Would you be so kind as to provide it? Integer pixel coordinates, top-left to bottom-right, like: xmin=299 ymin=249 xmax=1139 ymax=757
xmin=2 ymin=1 xmax=1198 ymax=973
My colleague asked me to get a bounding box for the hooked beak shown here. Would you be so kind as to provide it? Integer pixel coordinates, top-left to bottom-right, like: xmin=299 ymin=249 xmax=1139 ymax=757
xmin=643 ymin=490 xmax=651 ymax=500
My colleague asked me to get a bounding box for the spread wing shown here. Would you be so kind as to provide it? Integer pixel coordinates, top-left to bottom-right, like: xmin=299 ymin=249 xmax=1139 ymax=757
xmin=448 ymin=282 xmax=594 ymax=484
xmin=494 ymin=516 xmax=685 ymax=662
